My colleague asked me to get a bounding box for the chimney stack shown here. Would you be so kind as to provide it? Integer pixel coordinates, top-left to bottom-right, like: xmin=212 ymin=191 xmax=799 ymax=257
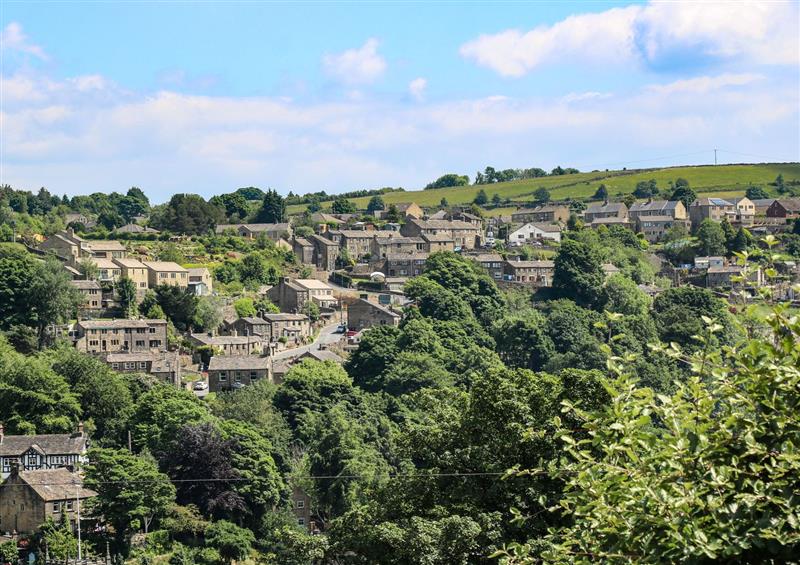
xmin=76 ymin=421 xmax=84 ymax=436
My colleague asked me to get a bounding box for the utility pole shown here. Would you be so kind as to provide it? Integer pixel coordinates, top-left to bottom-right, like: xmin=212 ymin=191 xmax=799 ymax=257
xmin=76 ymin=485 xmax=83 ymax=560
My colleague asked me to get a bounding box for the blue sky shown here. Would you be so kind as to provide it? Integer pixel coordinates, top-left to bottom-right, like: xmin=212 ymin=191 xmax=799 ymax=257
xmin=2 ymin=1 xmax=798 ymax=201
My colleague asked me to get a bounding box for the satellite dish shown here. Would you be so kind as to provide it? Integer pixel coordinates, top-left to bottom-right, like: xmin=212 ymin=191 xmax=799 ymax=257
xmin=370 ymin=272 xmax=386 ymax=282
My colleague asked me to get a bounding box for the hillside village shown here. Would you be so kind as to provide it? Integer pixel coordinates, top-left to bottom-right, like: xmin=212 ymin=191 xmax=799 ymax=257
xmin=1 ymin=163 xmax=800 ymax=563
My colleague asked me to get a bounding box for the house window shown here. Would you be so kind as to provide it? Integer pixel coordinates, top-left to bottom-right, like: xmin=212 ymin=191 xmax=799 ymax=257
xmin=53 ymin=502 xmax=61 ymax=513
xmin=27 ymin=453 xmax=37 ymax=466
xmin=149 ymin=327 xmax=156 ymax=333
xmin=111 ymin=363 xmax=119 ymax=369
xmin=138 ymin=362 xmax=147 ymax=369
xmin=124 ymin=362 xmax=134 ymax=370
xmin=66 ymin=501 xmax=74 ymax=511
xmin=219 ymin=372 xmax=227 ymax=382
xmin=297 ymin=518 xmax=305 ymax=526
xmin=296 ymin=500 xmax=305 ymax=509
xmin=135 ymin=340 xmax=145 ymax=347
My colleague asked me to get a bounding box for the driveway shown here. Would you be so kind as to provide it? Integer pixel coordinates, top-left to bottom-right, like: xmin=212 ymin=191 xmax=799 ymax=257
xmin=272 ymin=321 xmax=343 ymax=361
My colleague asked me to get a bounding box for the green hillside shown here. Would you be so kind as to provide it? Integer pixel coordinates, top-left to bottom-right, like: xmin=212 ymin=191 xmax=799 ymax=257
xmin=287 ymin=162 xmax=799 ymax=215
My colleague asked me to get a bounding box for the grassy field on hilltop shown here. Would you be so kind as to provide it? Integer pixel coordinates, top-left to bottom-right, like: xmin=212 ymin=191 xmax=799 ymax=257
xmin=287 ymin=162 xmax=799 ymax=214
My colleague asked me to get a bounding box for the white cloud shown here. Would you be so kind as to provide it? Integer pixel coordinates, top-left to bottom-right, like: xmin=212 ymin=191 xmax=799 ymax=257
xmin=1 ymin=22 xmax=49 ymax=60
xmin=322 ymin=38 xmax=387 ymax=85
xmin=1 ymin=67 xmax=796 ymax=199
xmin=646 ymin=73 xmax=763 ymax=95
xmin=561 ymin=91 xmax=612 ymax=104
xmin=460 ymin=1 xmax=799 ymax=76
xmin=408 ymin=77 xmax=427 ymax=101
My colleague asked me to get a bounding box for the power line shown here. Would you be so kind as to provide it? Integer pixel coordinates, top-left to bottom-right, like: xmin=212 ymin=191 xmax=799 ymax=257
xmin=0 ymin=469 xmax=554 ymax=488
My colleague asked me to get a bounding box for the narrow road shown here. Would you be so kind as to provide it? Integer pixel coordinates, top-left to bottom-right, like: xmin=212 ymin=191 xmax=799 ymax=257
xmin=271 ymin=321 xmax=343 ymax=361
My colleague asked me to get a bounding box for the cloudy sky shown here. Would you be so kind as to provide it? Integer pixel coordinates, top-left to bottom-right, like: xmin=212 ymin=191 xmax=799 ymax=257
xmin=2 ymin=1 xmax=798 ymax=202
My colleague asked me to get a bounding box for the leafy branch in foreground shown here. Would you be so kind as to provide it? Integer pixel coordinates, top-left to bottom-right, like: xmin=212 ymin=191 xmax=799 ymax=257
xmin=496 ymin=298 xmax=800 ymax=563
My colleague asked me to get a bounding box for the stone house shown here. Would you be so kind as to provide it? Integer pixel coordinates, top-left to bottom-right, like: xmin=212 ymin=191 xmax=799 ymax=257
xmin=225 ymin=317 xmax=271 ymax=338
xmin=766 ymin=198 xmax=800 ymax=221
xmin=502 ymin=260 xmax=555 ymax=285
xmin=70 ymin=280 xmax=102 ymax=311
xmin=707 ymin=265 xmax=765 ymax=288
xmin=0 ymin=467 xmax=96 ymax=534
xmin=114 ymin=223 xmax=159 ymax=234
xmin=143 ymin=261 xmax=189 ymax=288
xmin=187 ymin=267 xmax=213 ymax=295
xmin=694 ymin=256 xmax=726 ymax=270
xmin=262 ymin=313 xmax=312 ymax=342
xmin=86 ymin=240 xmax=127 ymax=260
xmin=113 ymin=258 xmax=149 ymax=293
xmin=338 ymin=230 xmax=396 ymax=260
xmin=375 ymin=202 xmax=424 ymax=220
xmin=383 ymin=253 xmax=429 ymax=277
xmin=347 ymin=298 xmax=401 ymax=331
xmin=207 ymin=355 xmax=271 ymax=392
xmin=291 ymin=237 xmax=315 ymax=265
xmin=0 ymin=424 xmax=89 ymax=480
xmin=689 ymin=198 xmax=735 ymax=230
xmin=468 ymin=253 xmax=506 ymax=280
xmin=510 ymin=205 xmax=570 ymax=225
xmin=585 ymin=202 xmax=629 ymax=223
xmin=188 ymin=334 xmax=265 ymax=356
xmin=215 ymin=223 xmax=292 ymax=240
xmin=420 ymin=234 xmax=455 ymax=253
xmin=507 ymin=223 xmax=562 ymax=244
xmin=93 ymin=258 xmax=122 ymax=283
xmin=307 ymin=234 xmax=339 ymax=271
xmin=38 ymin=229 xmax=93 ymax=265
xmin=401 ymin=219 xmax=480 ymax=250
xmin=102 ymin=351 xmax=181 ymax=386
xmin=733 ymin=197 xmax=756 ymax=227
xmin=267 ymin=278 xmax=337 ymax=312
xmin=73 ymin=319 xmax=168 ymax=354
xmin=371 ymin=236 xmax=426 ymax=258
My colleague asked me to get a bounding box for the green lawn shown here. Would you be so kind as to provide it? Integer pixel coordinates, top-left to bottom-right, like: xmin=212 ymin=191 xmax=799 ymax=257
xmin=287 ymin=162 xmax=799 ymax=215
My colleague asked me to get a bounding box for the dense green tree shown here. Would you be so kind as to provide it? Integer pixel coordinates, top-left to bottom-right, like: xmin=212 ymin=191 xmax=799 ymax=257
xmin=193 ymin=295 xmax=224 ymax=333
xmin=669 ymin=182 xmax=696 ymax=209
xmin=274 ymin=360 xmax=357 ymax=430
xmin=651 ymin=286 xmax=736 ymax=349
xmin=366 ymin=195 xmax=385 ymax=213
xmin=0 ymin=338 xmax=81 ymax=434
xmin=234 ymin=186 xmax=266 ymax=201
xmin=384 ymin=204 xmax=401 ymax=222
xmin=154 ymin=285 xmax=198 ymax=331
xmin=85 ymin=448 xmax=176 ymax=543
xmin=162 ymin=422 xmax=245 ymax=519
xmin=0 ymin=250 xmax=39 ymax=329
xmin=695 ymin=218 xmax=726 ymax=255
xmin=28 ymin=257 xmax=83 ymax=348
xmin=129 ymin=385 xmax=211 ymax=454
xmin=633 ymin=179 xmax=658 ymax=198
xmin=115 ymin=277 xmax=138 ymax=318
xmin=473 ymin=189 xmax=489 ymax=206
xmin=602 ymin=273 xmax=651 ymax=316
xmin=346 ymin=325 xmax=401 ymax=386
xmin=592 ymin=184 xmax=608 ymax=200
xmin=745 ymin=185 xmax=770 ymax=200
xmin=151 ymin=194 xmax=224 ymax=235
xmin=425 ymin=174 xmax=469 ymax=190
xmin=509 ymin=311 xmax=800 ymax=564
xmin=331 ymin=196 xmax=357 ymax=214
xmin=233 ymin=297 xmax=257 ymax=318
xmin=533 ymin=188 xmax=551 ymax=203
xmin=204 ymin=520 xmax=255 ymax=564
xmin=255 ymin=190 xmax=287 ymax=223
xmin=492 ymin=313 xmax=554 ymax=371
xmin=48 ymin=347 xmax=134 ymax=442
xmin=552 ymin=240 xmax=606 ymax=309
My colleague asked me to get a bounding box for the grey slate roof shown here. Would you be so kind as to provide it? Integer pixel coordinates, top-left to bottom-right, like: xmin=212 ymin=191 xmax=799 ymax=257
xmin=15 ymin=468 xmax=96 ymax=501
xmin=208 ymin=355 xmax=271 ymax=371
xmin=0 ymin=433 xmax=87 ymax=457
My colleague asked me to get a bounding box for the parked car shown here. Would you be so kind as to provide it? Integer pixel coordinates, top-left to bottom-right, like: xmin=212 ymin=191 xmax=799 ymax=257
xmin=336 ymin=324 xmax=347 ymax=333
xmin=193 ymin=380 xmax=208 ymax=391
xmin=232 ymin=381 xmax=246 ymax=390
